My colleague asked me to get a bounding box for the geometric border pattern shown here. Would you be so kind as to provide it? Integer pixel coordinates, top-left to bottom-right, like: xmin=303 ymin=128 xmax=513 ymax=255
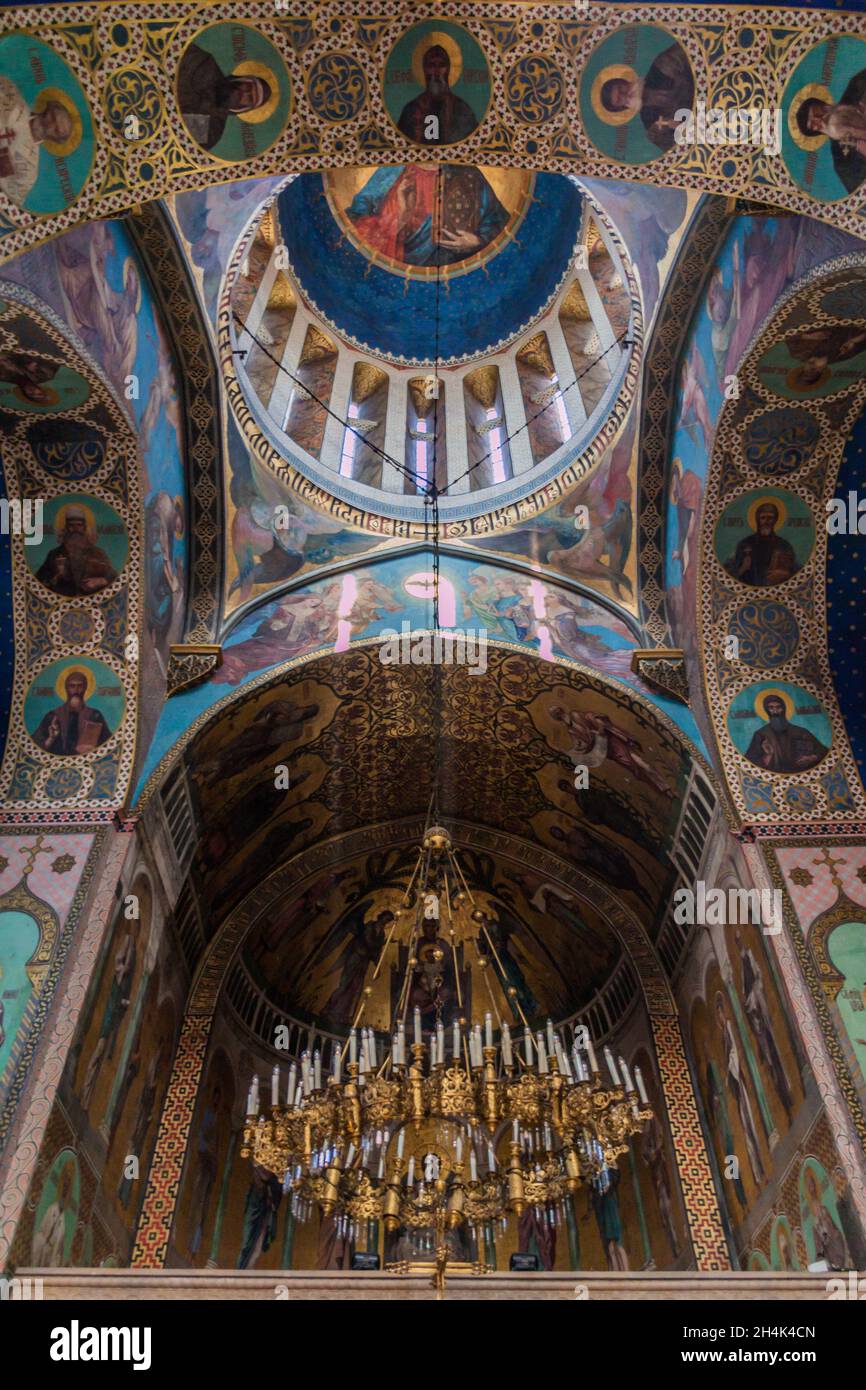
xmin=652 ymin=1013 xmax=731 ymax=1272
xmin=0 ymin=282 xmax=142 ymax=810
xmin=130 ymin=1013 xmax=211 ymax=1268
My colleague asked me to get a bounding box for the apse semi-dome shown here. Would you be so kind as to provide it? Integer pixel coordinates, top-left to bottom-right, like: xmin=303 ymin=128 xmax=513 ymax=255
xmin=223 ymin=169 xmax=641 ymax=527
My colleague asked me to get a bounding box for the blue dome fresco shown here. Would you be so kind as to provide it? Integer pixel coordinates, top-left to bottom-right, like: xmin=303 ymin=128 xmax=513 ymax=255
xmin=278 ymin=166 xmax=584 ymax=365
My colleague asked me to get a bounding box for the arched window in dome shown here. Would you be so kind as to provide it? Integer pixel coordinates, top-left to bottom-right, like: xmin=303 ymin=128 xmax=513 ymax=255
xmin=340 ymin=362 xmax=388 ymax=485
xmin=405 ymin=377 xmax=447 ymax=495
xmin=285 ymin=325 xmax=338 ymax=460
xmin=559 ymin=275 xmax=613 ymax=419
xmin=516 ymin=331 xmax=568 ymax=464
xmin=463 ymin=366 xmax=511 ymax=489
xmin=588 ymin=230 xmax=631 ymax=340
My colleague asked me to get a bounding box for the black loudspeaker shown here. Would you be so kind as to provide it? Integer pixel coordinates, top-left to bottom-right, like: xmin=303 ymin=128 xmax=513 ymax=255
xmin=509 ymin=1252 xmax=540 ymax=1272
xmin=350 ymin=1252 xmax=381 ymax=1271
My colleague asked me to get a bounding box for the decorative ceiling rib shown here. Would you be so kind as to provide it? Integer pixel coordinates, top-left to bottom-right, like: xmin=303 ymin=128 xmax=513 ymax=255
xmin=637 ymin=194 xmax=733 ymax=645
xmin=127 ymin=202 xmax=224 ymax=644
xmin=699 ymin=256 xmax=866 ymax=825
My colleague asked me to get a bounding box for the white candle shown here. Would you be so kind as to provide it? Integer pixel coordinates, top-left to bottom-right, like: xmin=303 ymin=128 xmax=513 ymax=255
xmin=585 ymin=1037 xmax=598 ymax=1073
xmin=488 ymin=1144 xmax=496 ymax=1171
xmin=407 ymin=1156 xmax=415 ymax=1186
xmin=619 ymin=1056 xmax=634 ymax=1092
xmin=455 ymin=1136 xmax=463 ymax=1163
xmin=502 ymin=1023 xmax=513 ymax=1067
xmin=430 ymin=1033 xmax=438 ymax=1068
xmin=512 ymin=1119 xmax=519 ymax=1142
xmin=485 ymin=1012 xmax=493 ymax=1049
xmin=536 ymin=1033 xmax=548 ymax=1074
xmin=246 ymin=1084 xmax=255 ymax=1117
xmin=414 ymin=1007 xmax=422 ymax=1044
xmin=604 ymin=1046 xmax=620 ymax=1086
xmin=524 ymin=1030 xmax=534 ymax=1064
xmin=397 ymin=1128 xmax=405 ymax=1159
xmin=349 ymin=1029 xmax=357 ymax=1064
xmin=546 ymin=1018 xmax=555 ymax=1055
xmin=634 ymin=1066 xmax=649 ymax=1106
xmin=271 ymin=1065 xmax=279 ymax=1108
xmin=287 ymin=1063 xmax=297 ymax=1104
xmin=436 ymin=1021 xmax=445 ymax=1060
xmin=333 ymin=1049 xmax=341 ymax=1084
xmin=313 ymin=1052 xmax=322 ymax=1091
xmin=345 ymin=1143 xmax=356 ymax=1168
xmin=469 ymin=1150 xmax=477 ymax=1182
xmin=453 ymin=1021 xmax=460 ymax=1059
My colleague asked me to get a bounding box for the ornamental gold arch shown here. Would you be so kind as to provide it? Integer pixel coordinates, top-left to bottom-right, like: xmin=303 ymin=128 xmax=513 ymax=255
xmin=134 ymin=635 xmax=733 ymax=825
xmin=1 ymin=2 xmax=865 ymax=265
xmin=697 ymin=255 xmax=866 ymax=828
xmin=0 ymin=281 xmax=144 ymax=812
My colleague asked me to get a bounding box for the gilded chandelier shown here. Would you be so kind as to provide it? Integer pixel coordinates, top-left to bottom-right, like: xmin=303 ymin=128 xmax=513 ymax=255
xmin=242 ymin=825 xmax=653 ymax=1256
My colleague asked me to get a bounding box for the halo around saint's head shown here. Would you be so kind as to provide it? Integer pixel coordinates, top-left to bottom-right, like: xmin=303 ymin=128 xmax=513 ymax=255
xmin=755 ymin=686 xmax=796 ymax=720
xmin=411 ymin=30 xmax=463 ymax=88
xmin=787 ymin=82 xmax=833 ymax=153
xmin=54 ymin=662 xmax=97 ymax=702
xmin=232 ymin=60 xmax=281 ymax=124
xmin=746 ymin=494 xmax=788 ymax=531
xmin=35 ymin=87 xmax=84 ymax=158
xmin=591 ymin=65 xmax=640 ymax=126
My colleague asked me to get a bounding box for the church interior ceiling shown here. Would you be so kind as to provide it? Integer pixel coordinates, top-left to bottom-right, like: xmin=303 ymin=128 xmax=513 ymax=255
xmin=135 ymin=548 xmax=708 ymax=797
xmin=177 ymin=170 xmax=699 ymax=626
xmin=168 ymin=645 xmax=693 ymax=933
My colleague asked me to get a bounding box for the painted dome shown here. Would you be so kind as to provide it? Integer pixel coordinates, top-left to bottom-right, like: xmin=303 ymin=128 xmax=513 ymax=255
xmin=279 ymin=166 xmax=582 ymax=365
xmin=225 ymin=170 xmax=640 ymax=525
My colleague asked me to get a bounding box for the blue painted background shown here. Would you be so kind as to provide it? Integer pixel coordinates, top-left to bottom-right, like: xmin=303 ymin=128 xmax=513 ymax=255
xmin=279 ymin=170 xmax=582 ymax=363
